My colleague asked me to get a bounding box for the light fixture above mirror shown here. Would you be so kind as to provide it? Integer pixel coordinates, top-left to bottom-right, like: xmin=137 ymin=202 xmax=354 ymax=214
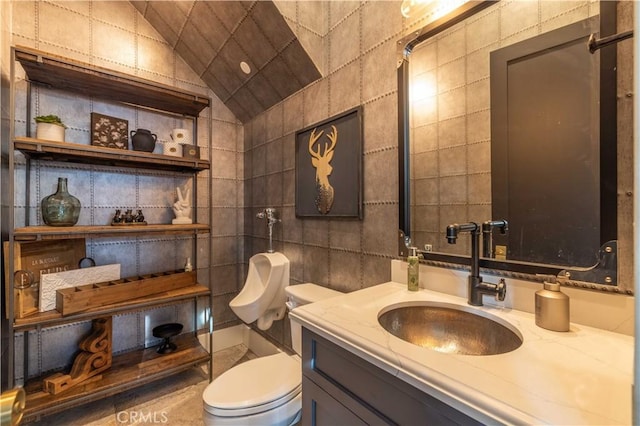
xmin=401 ymin=0 xmax=468 ymax=20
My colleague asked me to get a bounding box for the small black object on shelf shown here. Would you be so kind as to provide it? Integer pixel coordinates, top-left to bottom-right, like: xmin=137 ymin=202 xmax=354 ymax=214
xmin=111 ymin=208 xmax=147 ymax=226
xmin=152 ymin=323 xmax=183 ymax=354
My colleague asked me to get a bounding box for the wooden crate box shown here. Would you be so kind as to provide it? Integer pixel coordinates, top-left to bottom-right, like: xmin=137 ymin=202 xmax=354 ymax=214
xmin=4 ymin=240 xmax=86 ymax=318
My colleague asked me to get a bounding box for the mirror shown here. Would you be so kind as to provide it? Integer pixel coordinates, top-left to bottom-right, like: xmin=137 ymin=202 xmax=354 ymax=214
xmin=398 ymin=0 xmax=633 ymax=293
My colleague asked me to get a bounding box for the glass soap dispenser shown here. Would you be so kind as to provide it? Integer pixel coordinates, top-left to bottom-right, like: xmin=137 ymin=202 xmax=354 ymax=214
xmin=407 ymin=247 xmax=419 ymax=291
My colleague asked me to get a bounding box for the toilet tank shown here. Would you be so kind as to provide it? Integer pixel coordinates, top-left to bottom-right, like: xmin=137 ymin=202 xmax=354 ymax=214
xmin=285 ymin=283 xmax=343 ymax=355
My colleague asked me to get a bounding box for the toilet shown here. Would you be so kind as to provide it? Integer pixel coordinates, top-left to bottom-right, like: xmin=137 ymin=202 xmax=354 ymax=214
xmin=203 ymin=279 xmax=343 ymax=426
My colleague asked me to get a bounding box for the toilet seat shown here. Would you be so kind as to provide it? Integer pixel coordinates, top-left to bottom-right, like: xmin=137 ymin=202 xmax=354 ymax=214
xmin=203 ymin=352 xmax=301 ymax=417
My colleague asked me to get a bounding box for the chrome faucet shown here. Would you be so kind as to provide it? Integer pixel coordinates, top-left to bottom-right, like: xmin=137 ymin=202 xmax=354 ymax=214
xmin=256 ymin=208 xmax=280 ymax=253
xmin=446 ymin=222 xmax=506 ymax=306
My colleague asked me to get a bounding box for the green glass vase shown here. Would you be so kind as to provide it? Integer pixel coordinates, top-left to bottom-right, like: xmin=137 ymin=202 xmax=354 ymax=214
xmin=41 ymin=177 xmax=81 ymax=226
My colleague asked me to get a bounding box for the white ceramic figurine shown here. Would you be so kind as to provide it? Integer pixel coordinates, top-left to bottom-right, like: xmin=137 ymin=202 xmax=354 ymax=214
xmin=172 ymin=186 xmax=192 ymax=224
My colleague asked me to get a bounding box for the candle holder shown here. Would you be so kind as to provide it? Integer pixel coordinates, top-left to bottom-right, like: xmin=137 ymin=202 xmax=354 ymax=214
xmin=152 ymin=323 xmax=183 ymax=354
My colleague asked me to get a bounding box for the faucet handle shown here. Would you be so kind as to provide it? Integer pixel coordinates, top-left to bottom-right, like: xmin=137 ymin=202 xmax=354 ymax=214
xmin=495 ymin=279 xmax=507 ymax=302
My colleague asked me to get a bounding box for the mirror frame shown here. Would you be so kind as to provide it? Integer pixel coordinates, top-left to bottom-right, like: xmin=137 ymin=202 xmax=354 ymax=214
xmin=397 ymin=0 xmax=628 ymax=293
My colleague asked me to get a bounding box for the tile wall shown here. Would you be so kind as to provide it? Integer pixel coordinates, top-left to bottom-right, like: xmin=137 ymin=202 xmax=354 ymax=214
xmin=274 ymin=1 xmax=327 ymax=76
xmin=242 ymin=1 xmax=411 ymax=349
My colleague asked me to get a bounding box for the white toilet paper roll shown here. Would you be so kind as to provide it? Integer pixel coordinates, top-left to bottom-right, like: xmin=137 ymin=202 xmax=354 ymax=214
xmin=163 ymin=141 xmax=182 ymax=157
xmin=170 ymin=128 xmax=192 ymax=145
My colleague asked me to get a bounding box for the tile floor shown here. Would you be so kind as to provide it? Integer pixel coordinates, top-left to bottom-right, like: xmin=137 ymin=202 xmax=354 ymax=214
xmin=24 ymin=345 xmax=257 ymax=426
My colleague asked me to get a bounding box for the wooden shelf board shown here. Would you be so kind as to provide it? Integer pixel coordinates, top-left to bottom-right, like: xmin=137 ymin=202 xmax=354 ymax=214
xmin=14 ymin=284 xmax=210 ymax=331
xmin=13 ymin=223 xmax=210 ymax=241
xmin=22 ymin=334 xmax=210 ymax=421
xmin=14 ymin=137 xmax=210 ymax=172
xmin=15 ymin=46 xmax=210 ymax=117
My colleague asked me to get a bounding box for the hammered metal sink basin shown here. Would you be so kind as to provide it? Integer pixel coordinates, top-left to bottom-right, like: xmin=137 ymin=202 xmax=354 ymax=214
xmin=378 ymin=302 xmax=522 ymax=356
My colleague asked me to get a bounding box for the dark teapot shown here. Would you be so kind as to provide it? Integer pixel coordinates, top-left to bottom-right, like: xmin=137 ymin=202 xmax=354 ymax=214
xmin=130 ymin=128 xmax=157 ymax=152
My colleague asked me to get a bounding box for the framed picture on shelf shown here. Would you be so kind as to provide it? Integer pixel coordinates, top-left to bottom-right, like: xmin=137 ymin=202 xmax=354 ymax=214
xmin=295 ymin=106 xmax=363 ymax=218
xmin=91 ymin=112 xmax=128 ymax=149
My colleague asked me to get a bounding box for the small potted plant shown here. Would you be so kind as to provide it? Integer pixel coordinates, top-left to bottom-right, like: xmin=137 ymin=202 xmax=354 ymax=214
xmin=35 ymin=114 xmax=67 ymax=142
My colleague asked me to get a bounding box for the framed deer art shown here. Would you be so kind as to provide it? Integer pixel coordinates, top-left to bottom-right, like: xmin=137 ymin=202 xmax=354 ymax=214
xmin=295 ymin=106 xmax=363 ymax=218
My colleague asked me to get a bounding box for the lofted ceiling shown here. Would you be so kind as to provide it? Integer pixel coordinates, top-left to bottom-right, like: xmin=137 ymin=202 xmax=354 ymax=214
xmin=130 ymin=0 xmax=322 ymax=123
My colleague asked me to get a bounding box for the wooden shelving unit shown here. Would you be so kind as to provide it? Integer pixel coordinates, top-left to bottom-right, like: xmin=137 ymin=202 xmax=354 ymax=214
xmin=5 ymin=45 xmax=214 ymax=420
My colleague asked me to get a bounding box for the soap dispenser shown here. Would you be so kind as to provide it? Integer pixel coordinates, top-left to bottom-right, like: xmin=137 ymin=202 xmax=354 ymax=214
xmin=535 ymin=282 xmax=570 ymax=331
xmin=407 ymin=247 xmax=419 ymax=292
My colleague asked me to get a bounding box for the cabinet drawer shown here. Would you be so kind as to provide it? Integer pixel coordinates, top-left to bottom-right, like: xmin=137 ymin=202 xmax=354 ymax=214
xmin=302 ymin=328 xmax=481 ymax=425
xmin=302 ymin=376 xmax=370 ymax=426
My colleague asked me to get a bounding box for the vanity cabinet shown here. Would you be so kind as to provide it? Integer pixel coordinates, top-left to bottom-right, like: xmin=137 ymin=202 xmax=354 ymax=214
xmin=301 ymin=328 xmax=481 ymax=425
xmin=4 ymin=46 xmax=212 ymax=421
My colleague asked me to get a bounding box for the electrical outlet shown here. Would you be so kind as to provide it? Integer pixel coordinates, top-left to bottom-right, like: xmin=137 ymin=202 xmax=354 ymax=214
xmin=495 ymin=245 xmax=507 ymax=260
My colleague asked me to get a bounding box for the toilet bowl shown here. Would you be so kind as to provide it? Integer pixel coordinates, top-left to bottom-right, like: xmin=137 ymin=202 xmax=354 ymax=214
xmin=203 ymin=283 xmax=343 ymax=426
xmin=229 ymin=252 xmax=290 ymax=330
xmin=203 ymin=352 xmax=302 ymax=426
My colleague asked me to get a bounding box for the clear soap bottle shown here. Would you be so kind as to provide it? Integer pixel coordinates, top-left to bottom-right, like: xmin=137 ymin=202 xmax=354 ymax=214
xmin=407 ymin=247 xmax=419 ymax=291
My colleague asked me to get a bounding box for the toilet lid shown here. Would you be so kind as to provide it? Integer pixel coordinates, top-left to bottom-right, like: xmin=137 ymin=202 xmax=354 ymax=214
xmin=203 ymin=352 xmax=301 ymax=417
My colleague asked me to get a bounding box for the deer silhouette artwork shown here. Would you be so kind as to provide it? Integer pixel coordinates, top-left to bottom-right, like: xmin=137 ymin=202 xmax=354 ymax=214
xmin=308 ymin=125 xmax=338 ymax=214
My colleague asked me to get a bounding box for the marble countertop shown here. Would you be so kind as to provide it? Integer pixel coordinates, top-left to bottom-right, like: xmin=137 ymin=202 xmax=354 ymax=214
xmin=290 ymin=282 xmax=633 ymax=425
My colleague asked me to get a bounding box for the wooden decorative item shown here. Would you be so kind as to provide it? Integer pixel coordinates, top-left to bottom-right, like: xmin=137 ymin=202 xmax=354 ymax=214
xmin=90 ymin=112 xmax=128 ymax=149
xmin=56 ymin=270 xmax=196 ymax=315
xmin=43 ymin=317 xmax=112 ymax=395
xmin=3 ymin=240 xmax=86 ymax=318
xmin=181 ymin=144 xmax=200 ymax=159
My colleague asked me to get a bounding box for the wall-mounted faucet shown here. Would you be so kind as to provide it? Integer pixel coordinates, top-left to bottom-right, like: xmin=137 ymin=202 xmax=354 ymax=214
xmin=446 ymin=222 xmax=506 ymax=306
xmin=257 ymin=208 xmax=280 ymax=253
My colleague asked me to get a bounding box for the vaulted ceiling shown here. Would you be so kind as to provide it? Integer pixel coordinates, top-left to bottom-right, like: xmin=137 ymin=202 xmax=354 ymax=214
xmin=130 ymin=1 xmax=322 ymax=123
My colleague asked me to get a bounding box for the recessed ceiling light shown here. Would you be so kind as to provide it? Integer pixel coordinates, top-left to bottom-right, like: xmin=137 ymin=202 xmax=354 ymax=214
xmin=240 ymin=61 xmax=251 ymax=75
